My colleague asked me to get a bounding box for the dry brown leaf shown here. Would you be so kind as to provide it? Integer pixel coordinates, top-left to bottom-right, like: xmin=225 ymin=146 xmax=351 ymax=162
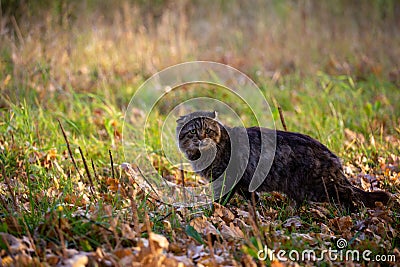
xmin=169 ymin=242 xmax=185 ymax=254
xmin=65 ymin=254 xmax=88 ymax=267
xmin=141 ymin=253 xmax=166 ymax=267
xmin=119 ymin=255 xmax=136 ymax=266
xmin=190 ymin=216 xmax=219 ymax=236
xmin=1 ymin=256 xmax=14 ymax=266
xmin=241 ymin=253 xmax=257 ymax=267
xmin=162 ymin=256 xmax=188 ymax=267
xmin=0 ymin=233 xmax=27 ymax=254
xmin=220 ymin=222 xmax=244 ymax=240
xmin=106 ymin=177 xmax=120 ymax=192
xmin=149 ymin=232 xmax=169 ymax=253
xmin=360 ymin=176 xmax=371 ymax=191
xmin=236 ymin=209 xmax=250 ymax=217
xmin=283 ymin=216 xmax=302 ymax=229
xmin=114 ymin=248 xmax=133 ymax=259
xmin=121 ymin=223 xmax=137 ymax=239
xmin=167 ymin=255 xmax=194 ymax=266
xmin=197 ymin=253 xmax=225 ymax=266
xmin=291 ymin=233 xmax=318 ymax=246
xmin=320 ymin=223 xmax=334 ymax=236
xmin=46 ymin=254 xmax=60 ymax=265
xmin=344 ymin=128 xmax=365 ymax=143
xmin=309 ymin=207 xmax=328 ymax=220
xmin=12 ymin=254 xmax=41 ymax=266
xmin=328 ymin=216 xmax=353 ymax=233
xmin=271 ymin=259 xmax=285 ymax=267
xmin=213 ymin=203 xmax=235 ymax=223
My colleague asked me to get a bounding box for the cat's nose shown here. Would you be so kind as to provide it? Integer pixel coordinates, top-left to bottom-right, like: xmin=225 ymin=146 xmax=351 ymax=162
xmin=199 ymin=139 xmax=211 ymax=148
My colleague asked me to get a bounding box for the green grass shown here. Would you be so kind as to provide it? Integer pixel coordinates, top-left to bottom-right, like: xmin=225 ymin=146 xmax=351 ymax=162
xmin=1 ymin=71 xmax=398 ymax=265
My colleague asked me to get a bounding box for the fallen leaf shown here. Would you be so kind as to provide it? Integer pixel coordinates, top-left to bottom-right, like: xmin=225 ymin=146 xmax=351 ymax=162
xmin=271 ymin=259 xmax=285 ymax=267
xmin=114 ymin=248 xmax=132 ymax=259
xmin=283 ymin=216 xmax=302 ymax=229
xmin=220 ymin=222 xmax=244 ymax=240
xmin=190 ymin=216 xmax=219 ymax=236
xmin=149 ymin=232 xmax=169 ymax=253
xmin=213 ymin=203 xmax=235 ymax=223
xmin=329 ymin=216 xmax=353 ymax=233
xmin=65 ymin=254 xmax=88 ymax=267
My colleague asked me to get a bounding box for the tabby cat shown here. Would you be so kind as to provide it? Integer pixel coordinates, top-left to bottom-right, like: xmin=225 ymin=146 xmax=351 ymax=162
xmin=176 ymin=111 xmax=391 ymax=209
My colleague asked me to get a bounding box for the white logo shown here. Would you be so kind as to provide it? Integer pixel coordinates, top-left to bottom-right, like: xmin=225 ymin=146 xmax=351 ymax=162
xmin=123 ymin=61 xmax=276 ymax=207
xmin=336 ymin=238 xmax=348 ymax=249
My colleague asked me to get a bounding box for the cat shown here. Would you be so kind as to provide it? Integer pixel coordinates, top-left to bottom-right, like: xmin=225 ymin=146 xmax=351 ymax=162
xmin=176 ymin=111 xmax=391 ymax=209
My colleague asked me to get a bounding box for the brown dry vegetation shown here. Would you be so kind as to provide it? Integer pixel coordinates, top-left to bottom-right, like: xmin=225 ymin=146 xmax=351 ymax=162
xmin=1 ymin=1 xmax=400 ymax=100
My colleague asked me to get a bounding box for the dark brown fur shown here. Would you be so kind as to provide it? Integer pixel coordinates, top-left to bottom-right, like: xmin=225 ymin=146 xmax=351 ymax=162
xmin=176 ymin=111 xmax=391 ymax=209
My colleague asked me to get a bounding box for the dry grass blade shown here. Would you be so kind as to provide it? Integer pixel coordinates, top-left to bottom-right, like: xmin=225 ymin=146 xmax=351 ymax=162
xmin=277 ymin=105 xmax=287 ymax=132
xmin=109 ymin=150 xmax=115 ymax=180
xmin=91 ymin=158 xmax=99 ymax=181
xmin=78 ymin=147 xmax=96 ymax=201
xmin=321 ymin=177 xmax=332 ymax=205
xmin=57 ymin=119 xmax=85 ymax=184
xmin=272 ymin=96 xmax=288 ymax=131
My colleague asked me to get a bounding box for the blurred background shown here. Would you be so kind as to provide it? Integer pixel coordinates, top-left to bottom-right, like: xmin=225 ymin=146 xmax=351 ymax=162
xmin=1 ymin=0 xmax=399 ymax=103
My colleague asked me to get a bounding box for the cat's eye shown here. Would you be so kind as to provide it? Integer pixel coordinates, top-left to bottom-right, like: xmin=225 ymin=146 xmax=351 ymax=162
xmin=205 ymin=128 xmax=211 ymax=134
xmin=189 ymin=129 xmax=196 ymax=134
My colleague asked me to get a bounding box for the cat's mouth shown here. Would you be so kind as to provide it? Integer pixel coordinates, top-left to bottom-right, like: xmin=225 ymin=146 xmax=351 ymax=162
xmin=198 ymin=138 xmax=215 ymax=150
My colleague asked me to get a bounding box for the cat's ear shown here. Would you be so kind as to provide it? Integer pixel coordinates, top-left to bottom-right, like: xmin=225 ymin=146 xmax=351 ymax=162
xmin=176 ymin=115 xmax=187 ymax=125
xmin=212 ymin=111 xmax=218 ymax=119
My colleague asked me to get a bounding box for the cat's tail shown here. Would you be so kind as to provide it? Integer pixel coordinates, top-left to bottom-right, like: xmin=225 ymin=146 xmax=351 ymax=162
xmin=352 ymin=186 xmax=391 ymax=207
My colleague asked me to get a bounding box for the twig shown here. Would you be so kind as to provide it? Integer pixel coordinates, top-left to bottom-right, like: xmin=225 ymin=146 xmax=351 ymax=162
xmin=91 ymin=158 xmax=99 ymax=181
xmin=333 ymin=184 xmax=342 ymax=208
xmin=58 ymin=119 xmax=85 ymax=184
xmin=109 ymin=150 xmax=115 ymax=179
xmin=321 ymin=177 xmax=331 ymax=205
xmin=278 ymin=105 xmax=288 ymax=131
xmin=78 ymin=147 xmax=96 ymax=201
xmin=272 ymin=96 xmax=288 ymax=131
xmin=135 ymin=166 xmax=162 ymax=200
